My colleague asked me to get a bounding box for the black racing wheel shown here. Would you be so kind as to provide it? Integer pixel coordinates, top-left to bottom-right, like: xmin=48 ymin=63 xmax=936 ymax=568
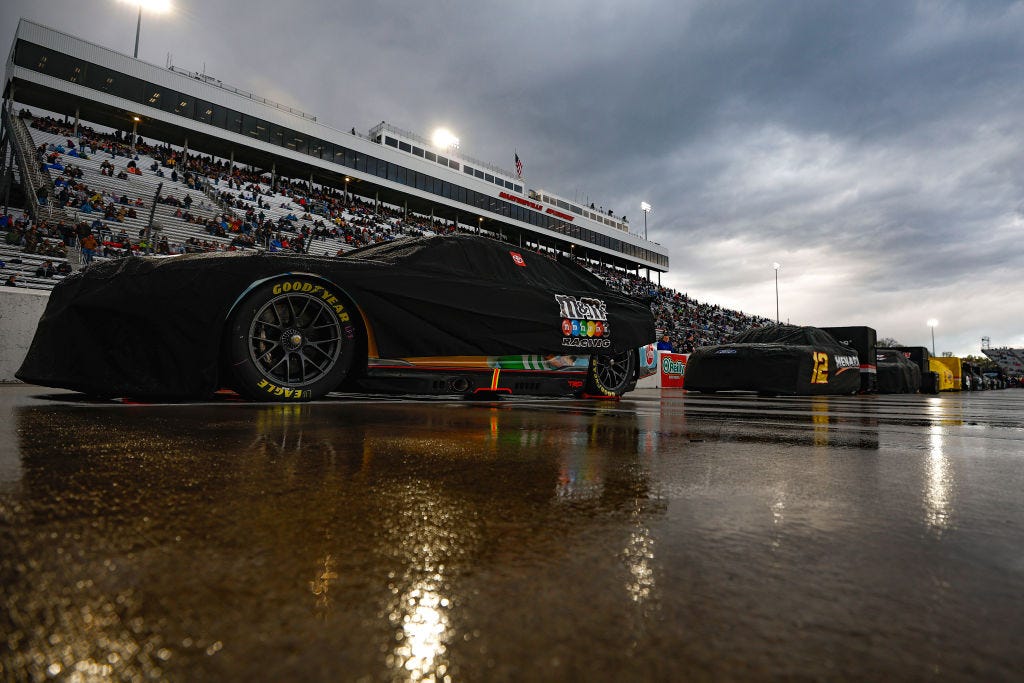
xmin=225 ymin=278 xmax=357 ymax=401
xmin=584 ymin=349 xmax=637 ymax=397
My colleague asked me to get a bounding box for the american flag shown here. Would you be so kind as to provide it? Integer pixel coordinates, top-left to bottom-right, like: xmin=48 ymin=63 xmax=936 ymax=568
xmin=515 ymin=152 xmax=523 ymax=178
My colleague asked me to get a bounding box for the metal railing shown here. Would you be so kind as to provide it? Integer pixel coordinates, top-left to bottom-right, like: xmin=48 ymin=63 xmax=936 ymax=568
xmin=368 ymin=121 xmax=519 ymax=181
xmin=168 ymin=66 xmax=317 ymax=122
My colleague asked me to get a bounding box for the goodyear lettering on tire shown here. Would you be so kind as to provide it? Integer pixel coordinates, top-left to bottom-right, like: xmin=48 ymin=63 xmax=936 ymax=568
xmin=272 ymin=281 xmax=351 ymax=322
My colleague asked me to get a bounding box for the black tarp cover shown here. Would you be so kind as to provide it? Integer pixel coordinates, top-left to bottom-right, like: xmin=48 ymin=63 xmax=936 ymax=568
xmin=875 ymin=348 xmax=922 ymax=393
xmin=684 ymin=324 xmax=862 ymax=395
xmin=17 ymin=235 xmax=654 ymax=398
xmin=821 ymin=325 xmax=877 ymax=392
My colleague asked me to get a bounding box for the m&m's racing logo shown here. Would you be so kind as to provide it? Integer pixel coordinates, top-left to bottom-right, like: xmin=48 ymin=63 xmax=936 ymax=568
xmin=555 ymin=294 xmax=612 ymax=348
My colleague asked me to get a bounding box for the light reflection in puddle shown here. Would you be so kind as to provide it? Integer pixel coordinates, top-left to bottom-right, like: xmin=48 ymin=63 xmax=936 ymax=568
xmin=624 ymin=509 xmax=655 ymax=604
xmin=383 ymin=484 xmax=460 ymax=682
xmin=925 ymin=425 xmax=953 ymax=533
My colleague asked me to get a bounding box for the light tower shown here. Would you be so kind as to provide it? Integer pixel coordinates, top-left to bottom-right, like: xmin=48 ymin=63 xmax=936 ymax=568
xmin=773 ymin=263 xmax=781 ymax=324
xmin=118 ymin=0 xmax=172 ymax=59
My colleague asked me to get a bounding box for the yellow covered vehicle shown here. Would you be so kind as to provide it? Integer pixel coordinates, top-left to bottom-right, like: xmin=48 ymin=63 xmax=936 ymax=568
xmin=929 ymin=357 xmax=961 ymax=391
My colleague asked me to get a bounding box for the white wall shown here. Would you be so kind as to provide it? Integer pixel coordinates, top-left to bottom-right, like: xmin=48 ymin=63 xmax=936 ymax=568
xmin=0 ymin=288 xmax=49 ymax=382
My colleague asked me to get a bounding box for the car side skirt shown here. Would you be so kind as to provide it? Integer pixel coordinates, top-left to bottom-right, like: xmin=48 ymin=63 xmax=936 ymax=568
xmin=355 ymin=356 xmax=589 ymax=396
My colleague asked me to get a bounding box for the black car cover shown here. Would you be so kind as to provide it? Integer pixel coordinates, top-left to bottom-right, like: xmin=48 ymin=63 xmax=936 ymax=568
xmin=17 ymin=235 xmax=654 ymax=398
xmin=820 ymin=325 xmax=877 ymax=393
xmin=876 ymin=348 xmax=922 ymax=393
xmin=684 ymin=324 xmax=862 ymax=395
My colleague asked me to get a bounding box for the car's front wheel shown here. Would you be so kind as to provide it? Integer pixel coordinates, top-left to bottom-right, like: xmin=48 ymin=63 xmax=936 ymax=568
xmin=225 ymin=278 xmax=357 ymax=401
xmin=584 ymin=349 xmax=637 ymax=397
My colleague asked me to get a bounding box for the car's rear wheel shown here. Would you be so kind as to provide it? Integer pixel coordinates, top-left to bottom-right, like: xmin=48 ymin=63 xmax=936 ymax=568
xmin=584 ymin=350 xmax=637 ymax=397
xmin=225 ymin=278 xmax=357 ymax=401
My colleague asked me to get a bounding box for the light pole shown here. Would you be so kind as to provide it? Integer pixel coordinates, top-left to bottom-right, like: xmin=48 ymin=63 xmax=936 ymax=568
xmin=118 ymin=0 xmax=172 ymax=59
xmin=344 ymin=177 xmax=350 ymax=204
xmin=773 ymin=262 xmax=781 ymax=324
xmin=131 ymin=115 xmax=140 ymax=154
xmin=927 ymin=319 xmax=938 ymax=356
xmin=134 ymin=5 xmax=142 ymax=57
xmin=641 ymin=202 xmax=651 ymax=240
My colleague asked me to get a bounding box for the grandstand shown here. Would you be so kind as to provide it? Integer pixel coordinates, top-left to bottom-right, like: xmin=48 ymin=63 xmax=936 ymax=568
xmin=2 ymin=19 xmax=667 ymax=272
xmin=983 ymin=348 xmax=1024 ymax=378
xmin=1 ymin=17 xmax=776 ymax=353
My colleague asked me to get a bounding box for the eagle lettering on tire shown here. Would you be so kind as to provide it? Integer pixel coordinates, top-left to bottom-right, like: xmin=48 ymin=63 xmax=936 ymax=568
xmin=584 ymin=350 xmax=637 ymax=397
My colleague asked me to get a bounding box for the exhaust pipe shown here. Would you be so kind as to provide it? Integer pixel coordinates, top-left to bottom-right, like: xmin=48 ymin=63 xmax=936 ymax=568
xmin=447 ymin=377 xmax=471 ymax=393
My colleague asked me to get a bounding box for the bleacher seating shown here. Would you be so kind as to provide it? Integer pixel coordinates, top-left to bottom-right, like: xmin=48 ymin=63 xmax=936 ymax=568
xmin=983 ymin=348 xmax=1024 ymax=379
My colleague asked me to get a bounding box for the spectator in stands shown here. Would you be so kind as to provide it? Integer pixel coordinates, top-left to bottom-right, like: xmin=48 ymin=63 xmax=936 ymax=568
xmin=4 ymin=275 xmax=17 ymax=287
xmin=59 ymin=222 xmax=75 ymax=246
xmin=80 ymin=233 xmax=98 ymax=264
xmin=656 ymin=334 xmax=674 ymax=352
xmin=35 ymin=260 xmax=56 ymax=278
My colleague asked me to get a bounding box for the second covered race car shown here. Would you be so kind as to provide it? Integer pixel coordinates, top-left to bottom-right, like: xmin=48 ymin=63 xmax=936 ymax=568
xmin=683 ymin=324 xmax=862 ymax=395
xmin=17 ymin=235 xmax=655 ymax=401
xmin=875 ymin=348 xmax=922 ymax=393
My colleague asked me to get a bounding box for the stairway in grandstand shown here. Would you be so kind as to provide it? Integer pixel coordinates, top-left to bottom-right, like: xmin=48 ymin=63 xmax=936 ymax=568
xmin=2 ymin=114 xmax=435 ymax=291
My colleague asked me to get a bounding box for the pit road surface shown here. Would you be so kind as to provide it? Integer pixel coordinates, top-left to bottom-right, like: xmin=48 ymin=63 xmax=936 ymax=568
xmin=2 ymin=385 xmax=1022 ymax=681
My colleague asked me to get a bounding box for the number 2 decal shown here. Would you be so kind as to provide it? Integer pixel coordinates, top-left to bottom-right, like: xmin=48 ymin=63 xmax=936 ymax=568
xmin=811 ymin=351 xmax=829 ymax=384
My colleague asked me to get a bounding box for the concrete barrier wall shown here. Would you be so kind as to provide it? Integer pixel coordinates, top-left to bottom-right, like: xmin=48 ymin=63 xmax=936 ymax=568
xmin=0 ymin=289 xmax=49 ymax=382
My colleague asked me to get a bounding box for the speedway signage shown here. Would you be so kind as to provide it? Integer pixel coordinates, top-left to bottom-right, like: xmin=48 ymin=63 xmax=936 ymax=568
xmin=660 ymin=352 xmax=687 ymax=388
xmin=499 ymin=191 xmax=576 ymax=222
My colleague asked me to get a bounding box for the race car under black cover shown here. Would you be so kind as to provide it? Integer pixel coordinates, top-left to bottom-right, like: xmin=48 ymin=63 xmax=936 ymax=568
xmin=875 ymin=348 xmax=922 ymax=394
xmin=684 ymin=324 xmax=861 ymax=395
xmin=17 ymin=235 xmax=655 ymax=401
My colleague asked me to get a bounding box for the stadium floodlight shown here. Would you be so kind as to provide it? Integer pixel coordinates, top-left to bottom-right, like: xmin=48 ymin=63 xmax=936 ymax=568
xmin=641 ymin=202 xmax=651 ymax=239
xmin=928 ymin=319 xmax=938 ymax=355
xmin=773 ymin=263 xmax=781 ymax=324
xmin=432 ymin=128 xmax=460 ymax=151
xmin=117 ymin=0 xmax=172 ymax=59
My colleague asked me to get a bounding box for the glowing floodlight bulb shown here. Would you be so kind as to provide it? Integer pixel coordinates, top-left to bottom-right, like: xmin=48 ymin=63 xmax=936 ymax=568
xmin=432 ymin=128 xmax=459 ymax=150
xmin=119 ymin=0 xmax=172 ymax=12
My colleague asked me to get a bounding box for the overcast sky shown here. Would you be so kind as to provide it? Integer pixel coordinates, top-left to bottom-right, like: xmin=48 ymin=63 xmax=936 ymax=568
xmin=4 ymin=0 xmax=1023 ymax=355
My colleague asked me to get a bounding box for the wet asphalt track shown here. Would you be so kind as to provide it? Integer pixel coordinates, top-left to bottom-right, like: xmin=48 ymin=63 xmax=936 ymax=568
xmin=1 ymin=385 xmax=1023 ymax=681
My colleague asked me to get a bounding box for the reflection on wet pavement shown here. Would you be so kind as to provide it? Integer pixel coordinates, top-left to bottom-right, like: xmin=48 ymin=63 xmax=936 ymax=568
xmin=1 ymin=387 xmax=1023 ymax=680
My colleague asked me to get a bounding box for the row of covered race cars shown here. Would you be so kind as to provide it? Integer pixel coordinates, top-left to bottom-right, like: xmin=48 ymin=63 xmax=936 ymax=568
xmin=15 ymin=234 xmax=1005 ymax=401
xmin=683 ymin=323 xmax=1007 ymax=395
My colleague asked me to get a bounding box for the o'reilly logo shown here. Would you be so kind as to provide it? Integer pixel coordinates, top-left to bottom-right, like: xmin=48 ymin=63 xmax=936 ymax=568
xmin=662 ymin=357 xmax=686 ymax=375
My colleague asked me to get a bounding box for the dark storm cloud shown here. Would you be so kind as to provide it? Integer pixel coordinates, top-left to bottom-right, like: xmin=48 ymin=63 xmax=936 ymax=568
xmin=2 ymin=0 xmax=1022 ymax=353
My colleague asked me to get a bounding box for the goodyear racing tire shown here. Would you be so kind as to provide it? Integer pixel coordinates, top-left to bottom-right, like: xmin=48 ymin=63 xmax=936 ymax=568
xmin=225 ymin=277 xmax=357 ymax=401
xmin=584 ymin=350 xmax=637 ymax=397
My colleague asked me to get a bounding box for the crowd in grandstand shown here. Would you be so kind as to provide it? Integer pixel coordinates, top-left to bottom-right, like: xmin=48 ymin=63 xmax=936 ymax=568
xmin=584 ymin=262 xmax=775 ymax=353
